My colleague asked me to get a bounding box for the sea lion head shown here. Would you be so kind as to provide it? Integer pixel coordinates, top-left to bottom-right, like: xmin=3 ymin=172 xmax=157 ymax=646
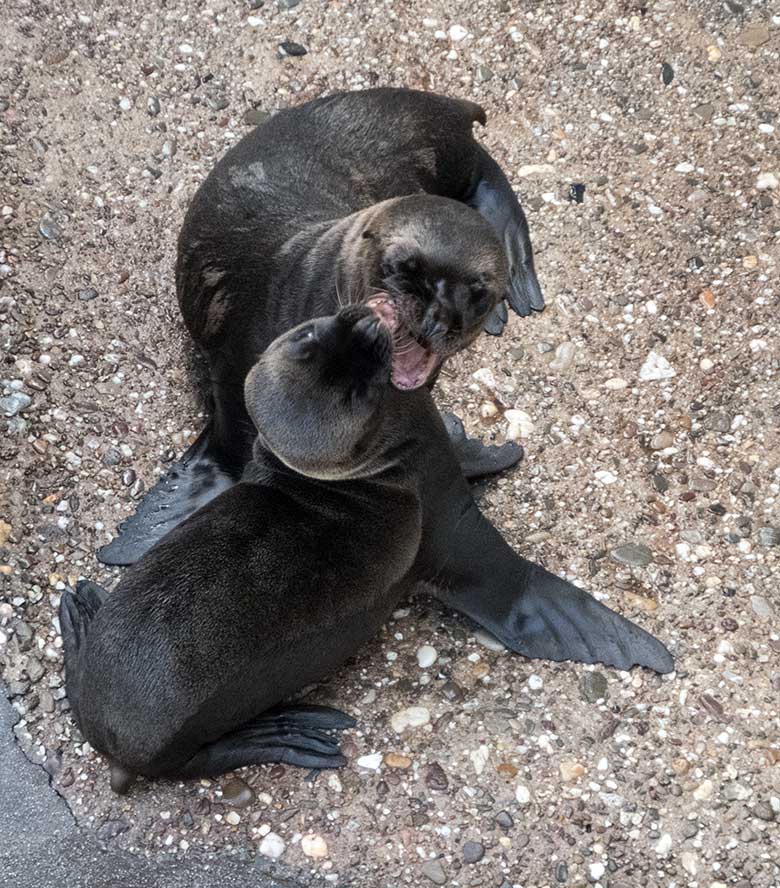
xmin=245 ymin=304 xmax=397 ymax=480
xmin=351 ymin=194 xmax=509 ymax=390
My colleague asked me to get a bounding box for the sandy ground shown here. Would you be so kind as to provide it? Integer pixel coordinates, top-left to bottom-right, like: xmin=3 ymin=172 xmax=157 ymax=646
xmin=2 ymin=1 xmax=779 ymax=886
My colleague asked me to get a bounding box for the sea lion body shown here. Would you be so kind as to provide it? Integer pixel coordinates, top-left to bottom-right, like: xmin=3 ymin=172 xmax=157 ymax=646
xmin=62 ymin=306 xmax=425 ymax=784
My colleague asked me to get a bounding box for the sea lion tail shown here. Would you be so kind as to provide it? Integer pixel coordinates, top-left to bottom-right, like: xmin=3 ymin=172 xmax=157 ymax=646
xmin=177 ymin=705 xmax=356 ymax=778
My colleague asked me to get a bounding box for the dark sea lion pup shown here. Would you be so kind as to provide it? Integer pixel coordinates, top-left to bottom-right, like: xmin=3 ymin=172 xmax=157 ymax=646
xmin=61 ymin=304 xmax=425 ymax=793
xmin=99 ymin=87 xmax=540 ymax=567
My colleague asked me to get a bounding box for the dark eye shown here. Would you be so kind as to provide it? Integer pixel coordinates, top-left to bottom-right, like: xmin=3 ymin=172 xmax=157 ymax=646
xmin=287 ymin=325 xmax=317 ymax=360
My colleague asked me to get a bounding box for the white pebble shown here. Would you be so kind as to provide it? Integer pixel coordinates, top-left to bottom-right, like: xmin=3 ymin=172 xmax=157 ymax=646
xmin=356 ymin=753 xmax=383 ymax=770
xmin=472 ymin=367 xmax=497 ymax=389
xmin=259 ymin=833 xmax=285 ymax=859
xmin=515 ymin=784 xmax=531 ymax=805
xmin=470 ymin=745 xmax=489 ymax=775
xmin=755 ymin=172 xmax=778 ymax=191
xmin=527 ymin=674 xmax=543 ymax=690
xmin=595 ymin=470 xmax=617 ymax=485
xmin=390 ymin=706 xmax=430 ymax=733
xmin=639 ymin=351 xmax=676 ymax=381
xmin=675 ymin=162 xmax=695 ymax=173
xmin=416 ymin=645 xmax=437 ymax=669
xmin=504 ymin=409 xmax=534 ymax=439
xmin=301 ymin=833 xmax=328 ymax=859
xmin=118 ymin=97 xmax=132 ymax=112
xmin=604 ymin=377 xmax=627 ymax=390
xmin=474 ymin=629 xmax=506 ymax=652
xmin=449 ymin=24 xmax=468 ymax=41
xmin=178 ymin=43 xmax=193 ymax=54
xmin=588 ymin=862 xmax=606 ymax=881
xmin=655 ymin=833 xmax=672 ymax=856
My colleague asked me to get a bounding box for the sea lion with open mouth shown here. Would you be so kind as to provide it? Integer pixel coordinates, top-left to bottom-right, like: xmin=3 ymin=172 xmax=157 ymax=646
xmin=98 ymin=87 xmax=540 ymax=566
xmin=62 ymin=303 xmax=672 ymax=796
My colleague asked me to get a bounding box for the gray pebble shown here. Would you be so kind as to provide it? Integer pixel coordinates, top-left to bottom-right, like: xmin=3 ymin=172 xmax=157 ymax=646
xmin=750 ymin=595 xmax=773 ymax=619
xmin=421 ymin=859 xmax=447 ymax=885
xmin=221 ymin=776 xmax=255 ymax=808
xmin=96 ymin=817 xmax=131 ymax=842
xmin=121 ymin=469 xmax=136 ymax=488
xmin=244 ymin=108 xmax=271 ymax=126
xmin=147 ymin=96 xmax=161 ymax=116
xmin=495 ymin=810 xmax=514 ymax=829
xmin=752 ymin=801 xmax=775 ymax=822
xmin=78 ymin=287 xmax=98 ymax=301
xmin=278 ymin=0 xmax=301 ymax=7
xmin=39 ymin=212 xmax=62 ymax=240
xmin=706 ymin=411 xmax=732 ymax=433
xmin=1 ymin=393 xmax=32 ymax=417
xmin=610 ymin=542 xmax=653 ymax=568
xmin=579 ymin=671 xmax=608 ymax=703
xmin=462 ymin=841 xmax=484 ymax=864
xmin=476 ymin=64 xmax=494 ymax=83
xmin=757 ymin=527 xmax=780 ymax=547
xmin=556 ymin=861 xmax=569 ymax=883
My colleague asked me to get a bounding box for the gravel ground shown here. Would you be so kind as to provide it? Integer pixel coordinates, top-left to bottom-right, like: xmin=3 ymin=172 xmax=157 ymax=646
xmin=2 ymin=1 xmax=779 ymax=886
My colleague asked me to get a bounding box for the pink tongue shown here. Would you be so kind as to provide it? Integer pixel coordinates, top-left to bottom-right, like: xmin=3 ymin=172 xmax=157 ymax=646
xmin=391 ymin=342 xmax=439 ymax=391
xmin=366 ymin=295 xmax=438 ymax=391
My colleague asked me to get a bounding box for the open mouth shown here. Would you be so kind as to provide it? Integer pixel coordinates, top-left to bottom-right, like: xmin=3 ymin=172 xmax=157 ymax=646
xmin=366 ymin=295 xmax=440 ymax=391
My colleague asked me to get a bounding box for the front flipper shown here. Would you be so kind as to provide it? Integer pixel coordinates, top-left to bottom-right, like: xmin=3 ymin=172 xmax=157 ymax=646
xmin=411 ymin=403 xmax=673 ymax=673
xmin=442 ymin=412 xmax=524 ymax=480
xmin=177 ymin=704 xmax=356 ymax=779
xmin=434 ymin=559 xmax=674 ymax=673
xmin=466 ymin=144 xmax=544 ymax=332
xmin=97 ymin=426 xmax=237 ymax=567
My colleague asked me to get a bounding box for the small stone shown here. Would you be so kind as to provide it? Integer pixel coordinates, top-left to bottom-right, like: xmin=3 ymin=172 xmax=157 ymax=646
xmin=751 ymin=595 xmax=773 ymax=619
xmin=96 ymin=818 xmax=130 ymax=842
xmin=650 ymin=431 xmax=674 ymax=450
xmin=278 ymin=41 xmax=307 ymax=57
xmin=118 ymin=97 xmax=133 ymax=112
xmin=417 ymin=645 xmax=437 ymax=668
xmin=693 ymin=779 xmax=714 ymax=801
xmin=655 ymin=833 xmax=672 ymax=856
xmin=474 ymin=629 xmax=505 ymax=652
xmin=470 ymin=745 xmax=489 ymax=775
xmin=301 ymin=833 xmax=328 ymax=859
xmin=259 ymin=832 xmax=285 ymax=859
xmin=605 ymin=377 xmax=628 ymax=390
xmin=694 ymin=102 xmax=715 ymax=121
xmin=610 ymin=543 xmax=653 ymax=568
xmin=707 ymin=45 xmax=722 ymax=62
xmin=742 ymin=255 xmax=758 ymax=270
xmin=476 ymin=64 xmax=494 ymax=82
xmin=527 ymin=674 xmax=543 ymax=690
xmin=756 ymin=172 xmax=778 ymax=191
xmin=449 ymin=24 xmax=468 ymax=41
xmin=278 ymin=0 xmax=301 ymax=8
xmin=639 ymin=351 xmax=676 ymax=381
xmin=752 ymin=801 xmax=775 ymax=822
xmin=221 ymin=777 xmax=254 ymax=808
xmin=440 ymin=681 xmax=464 ymax=703
xmin=495 ymin=810 xmax=514 ymax=829
xmin=421 ymin=859 xmax=447 ymax=885
xmin=425 ymin=762 xmax=448 ymax=791
xmin=556 ymin=862 xmax=569 ymax=883
xmin=1 ymin=393 xmax=32 ymax=417
xmin=391 ymin=706 xmax=430 ymax=733
xmin=737 ymin=25 xmax=770 ymax=48
xmin=595 ymin=470 xmax=617 ymax=485
xmin=568 ymin=184 xmax=586 ymax=204
xmin=661 ymin=63 xmax=674 ymax=85
xmin=515 ymin=784 xmax=531 ymax=805
xmin=672 ymin=757 xmax=690 ymax=775
xmin=588 ymin=862 xmax=605 ymax=882
xmin=384 ymin=753 xmax=411 ymax=770
xmin=579 ymin=671 xmax=608 ymax=703
xmin=462 ymin=841 xmax=484 ymax=864
xmin=550 ymin=341 xmax=576 ymax=371
xmin=38 ymin=213 xmax=62 ymax=240
xmin=225 ymin=811 xmax=241 ymax=825
xmin=147 ymin=96 xmax=161 ymax=116
xmin=0 ymin=521 xmax=11 ymax=545
xmin=681 ymin=851 xmax=698 ymax=875
xmin=757 ymin=527 xmax=780 ymax=547
xmin=504 ymin=409 xmax=534 ymax=440
xmin=559 ymin=760 xmax=586 ymax=782
xmin=357 ymin=753 xmax=382 ymax=770
xmin=78 ymin=287 xmax=98 ymax=301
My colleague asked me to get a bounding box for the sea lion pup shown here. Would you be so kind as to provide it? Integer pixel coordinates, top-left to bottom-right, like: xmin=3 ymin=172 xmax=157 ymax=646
xmin=99 ymin=87 xmax=540 ymax=567
xmin=61 ymin=304 xmax=425 ymax=793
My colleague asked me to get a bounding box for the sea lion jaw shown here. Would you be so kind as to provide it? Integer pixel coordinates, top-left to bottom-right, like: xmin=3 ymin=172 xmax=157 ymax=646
xmin=353 ymin=195 xmax=508 ymax=386
xmin=245 ymin=306 xmax=393 ymax=481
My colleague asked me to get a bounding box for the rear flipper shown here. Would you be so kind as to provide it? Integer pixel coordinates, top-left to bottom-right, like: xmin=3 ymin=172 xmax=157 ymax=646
xmin=60 ymin=580 xmax=108 ymax=660
xmin=442 ymin=412 xmax=523 ymax=480
xmin=466 ymin=144 xmax=545 ymax=334
xmin=59 ymin=580 xmax=109 ymax=725
xmin=176 ymin=704 xmax=356 ymax=780
xmin=97 ymin=426 xmax=237 ymax=567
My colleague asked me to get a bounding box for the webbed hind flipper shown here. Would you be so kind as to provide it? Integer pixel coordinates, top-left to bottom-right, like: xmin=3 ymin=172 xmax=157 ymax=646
xmin=178 ymin=705 xmax=356 ymax=778
xmin=466 ymin=144 xmax=544 ymax=332
xmin=97 ymin=426 xmax=237 ymax=567
xmin=442 ymin=412 xmax=524 ymax=480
